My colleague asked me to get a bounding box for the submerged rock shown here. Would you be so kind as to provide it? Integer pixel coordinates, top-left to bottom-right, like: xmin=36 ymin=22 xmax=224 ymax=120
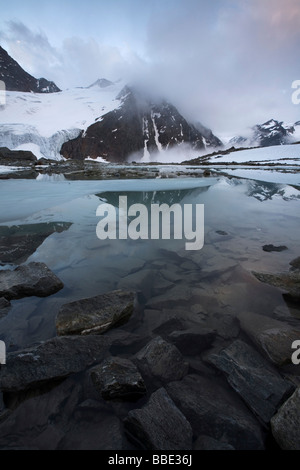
xmin=135 ymin=336 xmax=189 ymax=383
xmin=90 ymin=356 xmax=146 ymax=400
xmin=0 ymin=335 xmax=110 ymax=393
xmin=167 ymin=327 xmax=216 ymax=356
xmin=252 ymin=271 xmax=300 ymax=303
xmin=56 ymin=290 xmax=135 ymax=336
xmin=0 ymin=262 xmax=64 ymax=300
xmin=166 ymin=374 xmax=265 ymax=450
xmin=271 ymin=387 xmax=300 ymax=450
xmin=124 ymin=388 xmax=193 ymax=450
xmin=205 ymin=339 xmax=294 ymax=424
xmin=0 ymin=222 xmax=72 ymax=264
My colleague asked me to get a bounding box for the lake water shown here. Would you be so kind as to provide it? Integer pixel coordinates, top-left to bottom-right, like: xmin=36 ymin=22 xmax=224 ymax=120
xmin=0 ymin=174 xmax=299 ymax=351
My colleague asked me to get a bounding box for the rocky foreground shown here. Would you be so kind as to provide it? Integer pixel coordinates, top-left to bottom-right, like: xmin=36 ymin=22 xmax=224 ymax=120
xmin=0 ymin=251 xmax=300 ymax=450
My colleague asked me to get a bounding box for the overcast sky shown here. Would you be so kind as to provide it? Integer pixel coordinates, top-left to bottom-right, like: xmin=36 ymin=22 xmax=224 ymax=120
xmin=0 ymin=0 xmax=300 ymax=137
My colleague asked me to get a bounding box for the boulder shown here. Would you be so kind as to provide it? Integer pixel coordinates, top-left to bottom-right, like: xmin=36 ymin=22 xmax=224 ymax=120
xmin=0 ymin=335 xmax=110 ymax=393
xmin=166 ymin=374 xmax=265 ymax=450
xmin=90 ymin=356 xmax=146 ymax=400
xmin=124 ymin=388 xmax=193 ymax=450
xmin=0 ymin=262 xmax=64 ymax=300
xmin=252 ymin=271 xmax=300 ymax=303
xmin=205 ymin=339 xmax=294 ymax=424
xmin=135 ymin=336 xmax=189 ymax=383
xmin=56 ymin=290 xmax=135 ymax=336
xmin=271 ymin=387 xmax=300 ymax=450
xmin=238 ymin=311 xmax=300 ymax=366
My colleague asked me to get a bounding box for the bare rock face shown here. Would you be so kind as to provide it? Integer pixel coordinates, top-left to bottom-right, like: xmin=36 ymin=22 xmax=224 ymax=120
xmin=90 ymin=356 xmax=146 ymax=400
xmin=56 ymin=290 xmax=135 ymax=336
xmin=124 ymin=388 xmax=193 ymax=450
xmin=0 ymin=262 xmax=64 ymax=300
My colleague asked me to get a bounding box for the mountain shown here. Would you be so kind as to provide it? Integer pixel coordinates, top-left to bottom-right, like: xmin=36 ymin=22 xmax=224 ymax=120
xmin=87 ymin=78 xmax=115 ymax=89
xmin=228 ymin=119 xmax=296 ymax=148
xmin=60 ymin=86 xmax=222 ymax=163
xmin=0 ymin=46 xmax=60 ymax=93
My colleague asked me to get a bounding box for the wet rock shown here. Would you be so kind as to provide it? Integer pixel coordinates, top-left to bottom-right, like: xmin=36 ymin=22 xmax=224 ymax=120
xmin=262 ymin=245 xmax=288 ymax=253
xmin=166 ymin=374 xmax=265 ymax=450
xmin=205 ymin=312 xmax=240 ymax=339
xmin=205 ymin=339 xmax=294 ymax=424
xmin=194 ymin=435 xmax=235 ymax=450
xmin=56 ymin=290 xmax=135 ymax=336
xmin=0 ymin=335 xmax=110 ymax=393
xmin=271 ymin=387 xmax=300 ymax=450
xmin=135 ymin=336 xmax=189 ymax=383
xmin=0 ymin=262 xmax=64 ymax=300
xmin=216 ymin=230 xmax=228 ymax=236
xmin=90 ymin=357 xmax=146 ymax=400
xmin=0 ymin=222 xmax=72 ymax=264
xmin=238 ymin=311 xmax=300 ymax=366
xmin=252 ymin=271 xmax=300 ymax=303
xmin=167 ymin=327 xmax=216 ymax=356
xmin=124 ymin=388 xmax=193 ymax=450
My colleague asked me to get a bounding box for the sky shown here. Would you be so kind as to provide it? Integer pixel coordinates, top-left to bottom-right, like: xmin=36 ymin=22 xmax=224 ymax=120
xmin=0 ymin=0 xmax=300 ymax=138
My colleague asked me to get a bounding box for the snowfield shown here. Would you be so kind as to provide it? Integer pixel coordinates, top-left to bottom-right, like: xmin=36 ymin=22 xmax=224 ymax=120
xmin=205 ymin=143 xmax=300 ymax=165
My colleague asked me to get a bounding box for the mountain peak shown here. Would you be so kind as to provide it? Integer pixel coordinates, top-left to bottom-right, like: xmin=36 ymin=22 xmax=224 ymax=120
xmin=87 ymin=78 xmax=114 ymax=89
xmin=0 ymin=45 xmax=60 ymax=93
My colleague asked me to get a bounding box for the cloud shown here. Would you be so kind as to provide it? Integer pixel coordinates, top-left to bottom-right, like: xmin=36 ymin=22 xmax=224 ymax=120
xmin=1 ymin=0 xmax=300 ymax=136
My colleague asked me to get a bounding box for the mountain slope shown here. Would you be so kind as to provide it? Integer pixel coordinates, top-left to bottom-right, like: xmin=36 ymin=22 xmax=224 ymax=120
xmin=61 ymin=86 xmax=222 ymax=163
xmin=0 ymin=46 xmax=60 ymax=93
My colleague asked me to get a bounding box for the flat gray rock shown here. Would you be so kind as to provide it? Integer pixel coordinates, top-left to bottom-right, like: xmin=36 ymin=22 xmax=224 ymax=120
xmin=205 ymin=339 xmax=294 ymax=424
xmin=0 ymin=262 xmax=64 ymax=300
xmin=166 ymin=374 xmax=265 ymax=450
xmin=271 ymin=387 xmax=300 ymax=450
xmin=56 ymin=290 xmax=135 ymax=336
xmin=90 ymin=356 xmax=146 ymax=400
xmin=124 ymin=388 xmax=193 ymax=450
xmin=0 ymin=335 xmax=110 ymax=393
xmin=135 ymin=336 xmax=189 ymax=383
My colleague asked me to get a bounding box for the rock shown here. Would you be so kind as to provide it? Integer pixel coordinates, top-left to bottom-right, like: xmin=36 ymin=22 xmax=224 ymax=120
xmin=90 ymin=357 xmax=146 ymax=400
xmin=271 ymin=387 xmax=300 ymax=450
xmin=0 ymin=335 xmax=110 ymax=393
xmin=0 ymin=262 xmax=64 ymax=300
xmin=205 ymin=312 xmax=240 ymax=339
xmin=290 ymin=257 xmax=300 ymax=271
xmin=252 ymin=271 xmax=300 ymax=303
xmin=135 ymin=337 xmax=189 ymax=383
xmin=0 ymin=222 xmax=72 ymax=264
xmin=167 ymin=327 xmax=216 ymax=356
xmin=262 ymin=245 xmax=288 ymax=253
xmin=0 ymin=298 xmax=10 ymax=309
xmin=216 ymin=230 xmax=228 ymax=236
xmin=194 ymin=435 xmax=235 ymax=450
xmin=205 ymin=339 xmax=294 ymax=424
xmin=124 ymin=388 xmax=193 ymax=450
xmin=238 ymin=311 xmax=300 ymax=366
xmin=166 ymin=374 xmax=265 ymax=450
xmin=56 ymin=290 xmax=135 ymax=336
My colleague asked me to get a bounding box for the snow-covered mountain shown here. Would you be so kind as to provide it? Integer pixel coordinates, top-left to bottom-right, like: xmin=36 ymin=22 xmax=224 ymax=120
xmin=0 ymin=46 xmax=60 ymax=93
xmin=228 ymin=119 xmax=298 ymax=148
xmin=0 ymin=81 xmax=124 ymax=160
xmin=61 ymin=85 xmax=222 ymax=163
